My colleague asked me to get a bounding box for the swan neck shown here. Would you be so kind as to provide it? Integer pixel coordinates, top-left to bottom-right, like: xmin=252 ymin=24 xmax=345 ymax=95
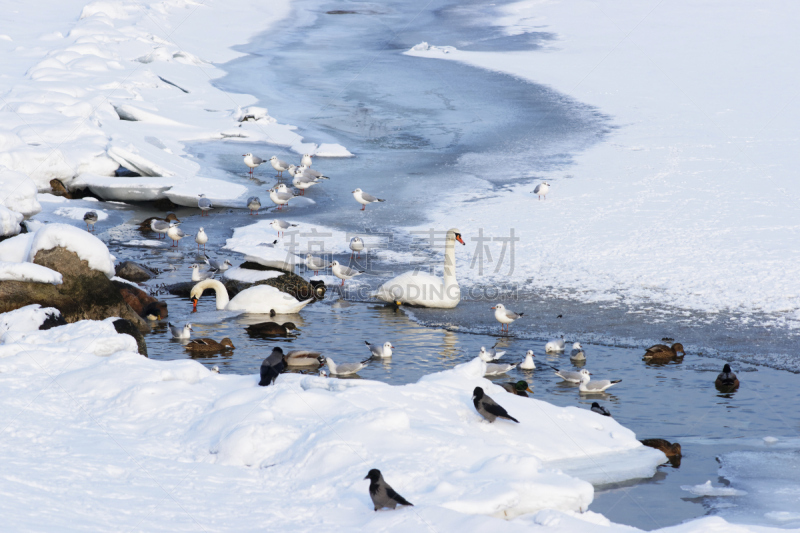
xmin=199 ymin=279 xmax=229 ymax=310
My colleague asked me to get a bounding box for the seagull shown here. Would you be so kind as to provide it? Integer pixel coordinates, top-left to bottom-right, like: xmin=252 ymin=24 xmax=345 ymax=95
xmin=292 ymin=173 xmax=322 ymax=195
xmin=478 ymin=345 xmax=506 ymax=362
xmin=167 ymin=221 xmax=190 ymax=247
xmin=472 ymin=386 xmax=519 ymax=423
xmin=319 ymin=369 xmax=328 ymax=377
xmin=268 ymin=188 xmax=294 ymax=210
xmin=715 ymin=364 xmax=740 ymax=390
xmin=519 ymin=350 xmax=536 ymax=370
xmin=491 ymin=303 xmax=523 ymax=334
xmin=198 ymin=194 xmax=213 ymax=217
xmin=485 ymin=363 xmax=514 ymax=376
xmin=168 ymin=322 xmax=192 ymax=339
xmin=364 ymin=469 xmax=413 ymax=511
xmin=190 ymin=263 xmax=214 ymax=281
xmin=259 ymin=347 xmax=286 ymax=386
xmin=270 ymin=155 xmax=289 ymax=177
xmin=83 ymin=211 xmax=98 ymax=232
xmin=211 ymin=365 xmax=220 ymax=373
xmin=247 ymin=196 xmax=261 ymax=215
xmin=301 ymin=153 xmax=313 ymax=167
xmin=243 ymin=153 xmax=265 ymax=175
xmin=365 ymin=341 xmax=393 ymax=358
xmin=591 ymin=402 xmax=612 ymax=416
xmin=331 ymin=260 xmax=364 ymax=286
xmin=204 ymin=255 xmax=232 ymax=272
xmin=305 ymin=253 xmax=330 ymax=275
xmin=195 ymin=227 xmax=208 ymax=251
xmin=578 ymin=368 xmax=621 ymax=393
xmin=150 ymin=218 xmax=170 ymax=239
xmin=350 ymin=237 xmax=364 ymax=259
xmin=271 ymin=219 xmax=298 ymax=237
xmin=325 ymin=357 xmax=367 ymax=376
xmin=570 ymin=342 xmax=585 ymax=361
xmin=532 ymin=182 xmax=550 ymax=200
xmin=554 ymin=368 xmax=583 ymax=383
xmin=545 ymin=336 xmax=565 ymax=353
xmin=352 ymin=188 xmax=385 ymax=210
xmin=297 ymin=165 xmax=328 ymax=180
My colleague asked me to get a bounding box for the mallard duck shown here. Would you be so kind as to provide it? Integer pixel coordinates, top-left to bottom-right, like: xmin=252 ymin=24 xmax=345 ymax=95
xmin=643 ymin=342 xmax=685 ymax=361
xmin=500 ymin=380 xmax=532 ymax=397
xmin=245 ymin=321 xmax=298 ymax=337
xmin=185 ymin=338 xmax=235 ymax=352
xmin=640 ymin=438 xmax=682 ymax=458
xmin=715 ymin=364 xmax=739 ymax=390
xmin=284 ymin=350 xmax=324 ymax=367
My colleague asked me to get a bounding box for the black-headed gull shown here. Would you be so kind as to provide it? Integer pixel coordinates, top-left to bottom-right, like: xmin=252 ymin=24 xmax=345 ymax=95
xmin=243 ymin=153 xmax=265 ymax=175
xmin=268 ymin=188 xmax=294 ymax=210
xmin=305 ymin=253 xmax=330 ymax=275
xmin=198 ymin=194 xmax=213 ymax=217
xmin=578 ymin=369 xmax=621 ymax=393
xmin=570 ymin=342 xmax=585 ymax=361
xmin=331 ymin=260 xmax=364 ymax=286
xmin=472 ymin=386 xmax=519 ymax=423
xmin=204 ymin=255 xmax=232 ymax=272
xmin=190 ymin=263 xmax=214 ymax=282
xmin=195 ymin=227 xmax=208 ymax=251
xmin=478 ymin=345 xmax=505 ymax=362
xmin=301 ymin=153 xmax=313 ymax=167
xmin=167 ymin=222 xmax=190 ymax=247
xmin=247 ymin=196 xmax=261 ymax=215
xmin=326 ymin=357 xmax=367 ymax=376
xmin=350 ymin=236 xmax=364 ymax=259
xmin=519 ymin=350 xmax=536 ymax=370
xmin=292 ymin=173 xmax=322 ymax=195
xmin=545 ymin=336 xmax=565 ymax=353
xmin=83 ymin=211 xmax=98 ymax=232
xmin=485 ymin=363 xmax=514 ymax=376
xmin=150 ymin=218 xmax=170 ymax=239
xmin=169 ymin=322 xmax=192 ymax=339
xmin=365 ymin=341 xmax=393 ymax=358
xmin=352 ymin=188 xmax=385 ymax=211
xmin=491 ymin=303 xmax=523 ymax=334
xmin=271 ymin=219 xmax=298 ymax=237
xmin=270 ymin=155 xmax=289 ymax=177
xmin=297 ymin=165 xmax=328 ymax=180
xmin=554 ymin=368 xmax=582 ymax=383
xmin=532 ymin=182 xmax=550 ymax=200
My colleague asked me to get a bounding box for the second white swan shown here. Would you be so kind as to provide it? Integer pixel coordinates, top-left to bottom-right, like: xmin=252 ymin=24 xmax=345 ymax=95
xmin=190 ymin=279 xmax=313 ymax=314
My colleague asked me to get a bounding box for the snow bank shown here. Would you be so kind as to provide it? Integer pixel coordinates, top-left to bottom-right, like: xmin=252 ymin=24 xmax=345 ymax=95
xmin=0 ymin=261 xmax=63 ymax=285
xmin=0 ymin=304 xmax=60 ymax=341
xmin=223 ymin=266 xmax=283 ymax=283
xmin=0 ymin=167 xmax=41 ymax=217
xmin=27 ymin=223 xmax=115 ymax=277
xmin=53 ymin=206 xmax=108 ymax=221
xmin=0 ymin=205 xmax=23 ymax=236
xmin=0 ymin=233 xmax=34 ymax=263
xmin=402 ymin=1 xmax=800 ymax=326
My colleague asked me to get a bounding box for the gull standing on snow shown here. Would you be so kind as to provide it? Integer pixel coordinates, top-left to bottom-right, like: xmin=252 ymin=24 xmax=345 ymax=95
xmin=352 ymin=188 xmax=385 ymax=211
xmin=168 ymin=322 xmax=192 ymax=339
xmin=532 ymin=182 xmax=550 ymax=200
xmin=365 ymin=469 xmax=413 ymax=511
xmin=365 ymin=341 xmax=393 ymax=359
xmin=247 ymin=196 xmax=261 ymax=215
xmin=578 ymin=368 xmax=621 ymax=393
xmin=198 ymin=194 xmax=213 ymax=217
xmin=519 ymin=350 xmax=536 ymax=370
xmin=167 ymin=221 xmax=190 ymax=247
xmin=268 ymin=187 xmax=295 ymax=210
xmin=570 ymin=342 xmax=585 ymax=361
xmin=150 ymin=218 xmax=170 ymax=239
xmin=472 ymin=386 xmax=519 ymax=423
xmin=305 ymin=253 xmax=330 ymax=275
xmin=478 ymin=345 xmax=506 ymax=362
xmin=83 ymin=211 xmax=98 ymax=232
xmin=491 ymin=303 xmax=524 ymax=334
xmin=545 ymin=336 xmax=565 ymax=353
xmin=350 ymin=236 xmax=364 ymax=259
xmin=204 ymin=255 xmax=232 ymax=272
xmin=243 ymin=153 xmax=265 ymax=175
xmin=195 ymin=227 xmax=208 ymax=251
xmin=190 ymin=263 xmax=214 ymax=281
xmin=270 ymin=155 xmax=289 ymax=177
xmin=271 ymin=219 xmax=298 ymax=237
xmin=331 ymin=260 xmax=364 ymax=286
xmin=301 ymin=153 xmax=313 ymax=167
xmin=325 ymin=357 xmax=367 ymax=376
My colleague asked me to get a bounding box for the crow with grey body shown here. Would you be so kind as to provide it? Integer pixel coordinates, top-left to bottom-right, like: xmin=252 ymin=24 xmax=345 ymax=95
xmin=472 ymin=386 xmax=519 ymax=423
xmin=259 ymin=347 xmax=286 ymax=386
xmin=364 ymin=469 xmax=413 ymax=511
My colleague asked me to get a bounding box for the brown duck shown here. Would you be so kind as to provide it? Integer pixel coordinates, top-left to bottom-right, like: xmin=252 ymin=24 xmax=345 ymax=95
xmin=715 ymin=364 xmax=740 ymax=390
xmin=643 ymin=342 xmax=685 ymax=361
xmin=640 ymin=438 xmax=682 ymax=458
xmin=185 ymin=337 xmax=235 ymax=352
xmin=246 ymin=321 xmax=298 ymax=337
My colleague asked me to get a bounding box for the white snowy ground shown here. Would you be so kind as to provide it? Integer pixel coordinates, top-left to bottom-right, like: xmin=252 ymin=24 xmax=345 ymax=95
xmin=404 ymin=0 xmax=800 ymax=327
xmin=0 ymin=0 xmax=350 ymax=207
xmin=2 ymin=305 xmax=796 ymax=532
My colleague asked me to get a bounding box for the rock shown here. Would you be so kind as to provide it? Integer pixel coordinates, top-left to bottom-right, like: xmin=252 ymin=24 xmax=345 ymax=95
xmin=113 ymin=318 xmax=148 ymax=356
xmin=0 ymin=246 xmax=147 ymax=331
xmin=153 ymin=197 xmax=179 ymax=210
xmin=39 ymin=310 xmax=67 ymax=330
xmin=115 ymin=261 xmax=156 ymax=282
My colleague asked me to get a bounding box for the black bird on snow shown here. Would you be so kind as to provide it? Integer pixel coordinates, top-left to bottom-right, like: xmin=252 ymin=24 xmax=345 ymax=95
xmin=472 ymin=386 xmax=519 ymax=423
xmin=364 ymin=469 xmax=413 ymax=511
xmin=591 ymin=402 xmax=612 ymax=417
xmin=259 ymin=347 xmax=286 ymax=386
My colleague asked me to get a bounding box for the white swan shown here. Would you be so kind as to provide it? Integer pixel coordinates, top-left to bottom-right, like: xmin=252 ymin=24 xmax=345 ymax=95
xmin=190 ymin=279 xmax=312 ymax=314
xmin=374 ymin=228 xmax=465 ymax=308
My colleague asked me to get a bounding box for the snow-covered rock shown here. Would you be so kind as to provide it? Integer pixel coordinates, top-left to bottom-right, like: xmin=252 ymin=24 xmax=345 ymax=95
xmin=0 ymin=261 xmax=63 ymax=285
xmin=27 ymin=223 xmax=114 ymax=277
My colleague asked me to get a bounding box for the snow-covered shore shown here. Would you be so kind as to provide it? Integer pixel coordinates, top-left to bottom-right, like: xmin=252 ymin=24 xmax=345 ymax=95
xmin=404 ymin=0 xmax=800 ymax=327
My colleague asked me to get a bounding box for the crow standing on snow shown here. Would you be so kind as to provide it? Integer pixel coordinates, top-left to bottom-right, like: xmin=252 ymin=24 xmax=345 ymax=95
xmin=364 ymin=469 xmax=413 ymax=511
xmin=472 ymin=386 xmax=519 ymax=423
